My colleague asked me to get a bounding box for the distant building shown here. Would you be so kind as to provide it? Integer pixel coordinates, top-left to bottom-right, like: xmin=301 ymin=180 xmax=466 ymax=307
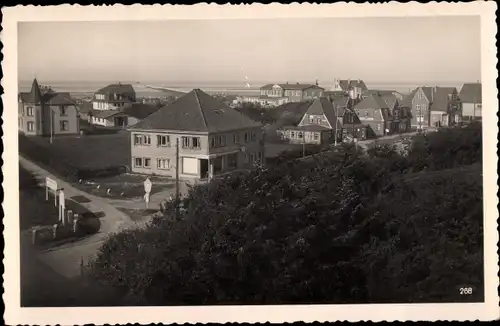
xmin=128 ymin=89 xmax=264 ymax=179
xmin=459 ymin=83 xmax=482 ymax=120
xmin=92 ymin=83 xmax=136 ymax=111
xmin=90 ymin=103 xmax=160 ymax=128
xmin=336 ymin=79 xmax=368 ymax=100
xmin=259 ymin=82 xmax=325 ymax=103
xmin=233 ymin=95 xmax=289 ymax=108
xmin=18 ymin=78 xmax=80 ymax=136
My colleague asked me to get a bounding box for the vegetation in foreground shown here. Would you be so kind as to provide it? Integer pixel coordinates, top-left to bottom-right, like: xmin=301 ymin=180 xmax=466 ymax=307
xmin=62 ymin=123 xmax=485 ymax=305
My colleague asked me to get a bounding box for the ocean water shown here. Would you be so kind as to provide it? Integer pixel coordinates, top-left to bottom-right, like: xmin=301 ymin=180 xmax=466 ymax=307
xmin=18 ymin=80 xmax=465 ymax=97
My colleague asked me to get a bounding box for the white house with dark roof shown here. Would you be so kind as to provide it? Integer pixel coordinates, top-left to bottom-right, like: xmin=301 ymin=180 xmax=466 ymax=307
xmin=90 ymin=103 xmax=160 ymax=128
xmin=18 ymin=78 xmax=79 ymax=136
xmin=459 ymin=83 xmax=482 ymax=120
xmin=92 ymin=83 xmax=136 ymax=111
xmin=128 ymin=89 xmax=264 ymax=179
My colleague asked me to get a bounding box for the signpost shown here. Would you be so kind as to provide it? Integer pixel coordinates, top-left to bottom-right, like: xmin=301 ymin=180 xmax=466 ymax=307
xmin=59 ymin=189 xmax=65 ymax=225
xmin=144 ymin=177 xmax=152 ymax=209
xmin=46 ymin=177 xmax=58 ymax=207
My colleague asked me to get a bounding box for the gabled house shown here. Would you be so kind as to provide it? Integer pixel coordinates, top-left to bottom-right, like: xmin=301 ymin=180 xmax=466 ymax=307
xmin=337 ymin=79 xmax=368 ymax=100
xmin=381 ymin=94 xmax=412 ymax=133
xmin=459 ymin=83 xmax=482 ymax=120
xmin=92 ymin=83 xmax=136 ymax=111
xmin=354 ymin=94 xmax=394 ymax=137
xmin=429 ymin=87 xmax=462 ymax=127
xmin=404 ymin=86 xmax=463 ymax=129
xmin=90 ymin=103 xmax=160 ymax=128
xmin=331 ymin=96 xmax=366 ymax=140
xmin=128 ymin=89 xmax=263 ymax=179
xmin=280 ymin=98 xmax=341 ymax=145
xmin=18 ymin=78 xmax=79 ymax=136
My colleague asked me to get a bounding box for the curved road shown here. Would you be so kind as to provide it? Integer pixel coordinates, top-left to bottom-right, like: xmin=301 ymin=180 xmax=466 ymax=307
xmin=20 ymin=156 xmax=136 ymax=278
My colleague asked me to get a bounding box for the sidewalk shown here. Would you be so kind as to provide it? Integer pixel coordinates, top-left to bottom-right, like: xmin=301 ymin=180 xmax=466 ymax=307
xmin=19 ymin=156 xmax=135 ymax=278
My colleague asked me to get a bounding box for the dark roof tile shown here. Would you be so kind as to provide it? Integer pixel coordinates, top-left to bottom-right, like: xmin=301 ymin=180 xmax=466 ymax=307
xmin=130 ymin=89 xmax=262 ymax=133
xmin=459 ymin=83 xmax=482 ymax=103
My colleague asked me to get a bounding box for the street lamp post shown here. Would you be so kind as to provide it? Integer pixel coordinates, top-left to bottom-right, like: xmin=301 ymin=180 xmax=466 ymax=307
xmin=49 ymin=98 xmax=54 ymax=144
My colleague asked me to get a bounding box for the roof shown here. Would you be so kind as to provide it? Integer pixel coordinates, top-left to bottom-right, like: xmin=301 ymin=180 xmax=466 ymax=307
xmin=304 ymin=97 xmax=343 ymax=128
xmin=331 ymin=96 xmax=350 ymax=109
xmin=420 ymin=87 xmax=434 ymax=102
xmin=338 ymin=79 xmax=368 ymax=92
xmin=92 ymin=110 xmax=121 ymax=119
xmin=431 ymin=87 xmax=458 ymax=112
xmin=363 ymin=89 xmax=397 ymax=97
xmin=286 ymin=124 xmax=332 ymax=132
xmin=78 ymin=101 xmax=93 ymax=114
xmin=401 ymin=89 xmax=417 ymax=107
xmin=96 ymin=83 xmax=135 ymax=95
xmin=19 ymin=78 xmax=43 ymax=104
xmin=44 ymin=92 xmax=75 ymax=105
xmin=19 ymin=79 xmax=75 ymax=106
xmin=381 ymin=94 xmax=399 ymax=110
xmin=260 ymin=83 xmax=323 ymax=91
xmin=121 ymin=103 xmax=161 ymax=120
xmin=130 ymin=89 xmax=262 ymax=133
xmin=459 ymin=83 xmax=482 ymax=103
xmin=355 ymin=94 xmax=392 ymax=120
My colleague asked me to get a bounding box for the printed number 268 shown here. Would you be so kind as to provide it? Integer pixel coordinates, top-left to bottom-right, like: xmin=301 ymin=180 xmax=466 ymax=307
xmin=460 ymin=287 xmax=473 ymax=295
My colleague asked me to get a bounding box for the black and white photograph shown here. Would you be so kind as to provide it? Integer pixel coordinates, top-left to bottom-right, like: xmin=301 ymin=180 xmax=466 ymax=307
xmin=3 ymin=2 xmax=499 ymax=324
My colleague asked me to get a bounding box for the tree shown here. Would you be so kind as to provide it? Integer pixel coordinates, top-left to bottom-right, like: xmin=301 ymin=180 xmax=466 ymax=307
xmin=89 ymin=124 xmax=483 ymax=305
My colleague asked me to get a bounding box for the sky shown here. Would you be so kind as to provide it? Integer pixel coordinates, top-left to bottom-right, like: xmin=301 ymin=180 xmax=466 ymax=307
xmin=18 ymin=17 xmax=481 ymax=84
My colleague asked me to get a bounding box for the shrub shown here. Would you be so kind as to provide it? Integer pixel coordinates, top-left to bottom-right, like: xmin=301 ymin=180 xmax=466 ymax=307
xmin=89 ymin=124 xmax=483 ymax=305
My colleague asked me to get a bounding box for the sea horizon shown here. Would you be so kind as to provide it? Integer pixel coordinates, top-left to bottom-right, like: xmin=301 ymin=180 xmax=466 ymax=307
xmin=18 ymin=79 xmax=472 ymax=96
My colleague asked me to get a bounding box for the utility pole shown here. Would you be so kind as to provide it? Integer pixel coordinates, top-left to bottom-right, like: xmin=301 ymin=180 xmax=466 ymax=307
xmin=334 ymin=103 xmax=339 ymax=146
xmin=302 ymin=132 xmax=305 ymax=158
xmin=49 ymin=98 xmax=53 ymax=144
xmin=175 ymin=137 xmax=180 ymax=219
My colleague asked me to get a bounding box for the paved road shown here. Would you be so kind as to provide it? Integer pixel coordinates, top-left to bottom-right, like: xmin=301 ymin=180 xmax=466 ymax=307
xmin=20 ymin=156 xmax=135 ymax=278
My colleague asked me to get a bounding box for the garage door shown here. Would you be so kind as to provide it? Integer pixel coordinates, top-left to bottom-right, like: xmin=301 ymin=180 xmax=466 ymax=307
xmin=182 ymin=157 xmax=198 ymax=175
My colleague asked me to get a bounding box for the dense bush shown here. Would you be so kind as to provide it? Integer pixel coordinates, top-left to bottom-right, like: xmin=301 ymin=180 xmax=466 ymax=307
xmin=89 ymin=123 xmax=484 ymax=305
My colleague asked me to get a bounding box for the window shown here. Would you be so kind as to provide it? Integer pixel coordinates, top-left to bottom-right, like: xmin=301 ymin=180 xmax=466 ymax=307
xmin=244 ymin=132 xmax=249 ymax=143
xmin=157 ymin=135 xmax=170 ymax=147
xmin=182 ymin=136 xmax=201 ymax=149
xmin=298 ymin=132 xmax=303 ymax=139
xmin=134 ymin=157 xmax=143 ymax=167
xmin=250 ymin=153 xmax=256 ymax=163
xmin=59 ymin=120 xmax=68 ymax=131
xmin=27 ymin=121 xmax=34 ymax=131
xmin=134 ymin=134 xmax=151 ymax=146
xmin=314 ymin=133 xmax=319 ymax=140
xmin=26 ymin=107 xmax=34 ymax=116
xmin=377 ymin=124 xmax=381 ymax=130
xmin=144 ymin=158 xmax=152 ymax=168
xmin=233 ymin=134 xmax=240 ymax=144
xmin=60 ymin=106 xmax=67 ymax=116
xmin=309 ymin=116 xmax=314 ymax=123
xmin=251 ymin=131 xmax=257 ymax=142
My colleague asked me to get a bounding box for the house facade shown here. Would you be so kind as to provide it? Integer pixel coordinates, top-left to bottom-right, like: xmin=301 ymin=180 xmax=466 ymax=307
xmin=459 ymin=83 xmax=482 ymax=120
xmin=128 ymin=89 xmax=264 ymax=180
xmin=429 ymin=87 xmax=462 ymax=127
xmin=354 ymin=94 xmax=393 ymax=137
xmin=259 ymin=83 xmax=324 ymax=103
xmin=280 ymin=97 xmax=345 ymax=145
xmin=18 ymin=78 xmax=80 ymax=136
xmin=92 ymin=83 xmax=136 ymax=111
